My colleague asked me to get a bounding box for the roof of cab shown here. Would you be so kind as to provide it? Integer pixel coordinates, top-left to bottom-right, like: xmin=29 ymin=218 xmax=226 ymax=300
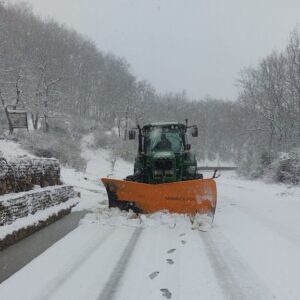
xmin=143 ymin=122 xmax=185 ymax=128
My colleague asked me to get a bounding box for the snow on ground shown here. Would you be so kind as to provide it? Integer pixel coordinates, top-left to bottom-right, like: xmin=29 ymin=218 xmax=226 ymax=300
xmin=1 ymin=137 xmax=300 ymax=299
xmin=61 ymin=134 xmax=132 ymax=212
xmin=215 ymin=172 xmax=300 ymax=300
xmin=81 ymin=207 xmax=213 ymax=232
xmin=199 ymin=157 xmax=236 ymax=167
xmin=0 ymin=139 xmax=35 ymax=159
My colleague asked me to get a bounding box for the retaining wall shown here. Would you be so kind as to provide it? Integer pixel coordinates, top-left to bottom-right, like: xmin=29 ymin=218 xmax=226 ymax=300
xmin=0 ymin=155 xmax=78 ymax=250
xmin=0 ymin=157 xmax=60 ymax=195
xmin=0 ymin=185 xmax=75 ymax=226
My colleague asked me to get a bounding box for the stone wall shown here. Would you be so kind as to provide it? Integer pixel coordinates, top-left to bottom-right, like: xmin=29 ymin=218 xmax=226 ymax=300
xmin=0 ymin=157 xmax=60 ymax=195
xmin=0 ymin=185 xmax=75 ymax=226
xmin=0 ymin=154 xmax=78 ymax=249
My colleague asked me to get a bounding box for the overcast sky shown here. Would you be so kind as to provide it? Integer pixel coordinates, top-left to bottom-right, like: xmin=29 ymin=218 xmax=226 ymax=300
xmin=12 ymin=0 xmax=300 ymax=100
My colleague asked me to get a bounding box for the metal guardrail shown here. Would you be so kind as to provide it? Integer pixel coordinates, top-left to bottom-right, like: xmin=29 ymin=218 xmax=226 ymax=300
xmin=197 ymin=166 xmax=237 ymax=171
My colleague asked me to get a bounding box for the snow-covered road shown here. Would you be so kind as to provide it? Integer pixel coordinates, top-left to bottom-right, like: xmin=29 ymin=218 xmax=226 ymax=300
xmin=0 ymin=174 xmax=299 ymax=299
xmin=0 ymin=143 xmax=299 ymax=299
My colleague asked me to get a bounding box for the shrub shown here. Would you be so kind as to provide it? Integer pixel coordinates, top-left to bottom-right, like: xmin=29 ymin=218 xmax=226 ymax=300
xmin=16 ymin=130 xmax=86 ymax=170
xmin=94 ymin=128 xmax=137 ymax=162
xmin=238 ymin=148 xmax=300 ymax=185
xmin=270 ymin=149 xmax=300 ymax=185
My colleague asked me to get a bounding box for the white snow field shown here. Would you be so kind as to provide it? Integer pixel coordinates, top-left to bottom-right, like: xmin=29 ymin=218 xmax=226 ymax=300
xmin=0 ymin=141 xmax=300 ymax=300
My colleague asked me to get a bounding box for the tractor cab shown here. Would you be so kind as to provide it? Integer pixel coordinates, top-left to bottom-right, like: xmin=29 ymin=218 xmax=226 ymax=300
xmin=143 ymin=123 xmax=186 ymax=154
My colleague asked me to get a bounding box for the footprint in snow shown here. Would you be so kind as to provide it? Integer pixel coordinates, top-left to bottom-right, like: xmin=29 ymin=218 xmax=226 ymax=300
xmin=149 ymin=271 xmax=159 ymax=279
xmin=166 ymin=259 xmax=174 ymax=264
xmin=167 ymin=248 xmax=176 ymax=254
xmin=179 ymin=233 xmax=186 ymax=237
xmin=181 ymin=240 xmax=187 ymax=245
xmin=160 ymin=288 xmax=172 ymax=299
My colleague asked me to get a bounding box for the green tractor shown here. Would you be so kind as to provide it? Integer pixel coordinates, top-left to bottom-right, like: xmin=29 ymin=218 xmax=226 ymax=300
xmin=101 ymin=121 xmax=217 ymax=216
xmin=126 ymin=121 xmax=203 ymax=183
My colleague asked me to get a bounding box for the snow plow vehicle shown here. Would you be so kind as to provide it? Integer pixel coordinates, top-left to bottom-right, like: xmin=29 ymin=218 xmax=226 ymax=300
xmin=101 ymin=121 xmax=217 ymax=219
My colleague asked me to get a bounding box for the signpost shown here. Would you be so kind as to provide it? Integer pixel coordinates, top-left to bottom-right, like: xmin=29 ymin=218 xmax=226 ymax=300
xmin=5 ymin=105 xmax=28 ymax=134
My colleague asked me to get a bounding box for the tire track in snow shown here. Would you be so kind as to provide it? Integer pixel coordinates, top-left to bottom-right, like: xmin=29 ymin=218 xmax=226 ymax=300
xmin=38 ymin=227 xmax=115 ymax=300
xmin=200 ymin=231 xmax=275 ymax=300
xmin=98 ymin=227 xmax=143 ymax=300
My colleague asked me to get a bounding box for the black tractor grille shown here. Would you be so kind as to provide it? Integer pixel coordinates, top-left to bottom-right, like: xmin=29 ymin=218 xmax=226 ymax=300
xmin=154 ymin=159 xmax=173 ymax=170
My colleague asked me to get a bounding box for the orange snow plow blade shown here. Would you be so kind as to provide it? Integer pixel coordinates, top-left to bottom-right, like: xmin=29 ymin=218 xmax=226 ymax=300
xmin=101 ymin=178 xmax=217 ymax=216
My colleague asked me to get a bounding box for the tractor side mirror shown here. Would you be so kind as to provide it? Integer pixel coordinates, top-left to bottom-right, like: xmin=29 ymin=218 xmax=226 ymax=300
xmin=129 ymin=129 xmax=136 ymax=140
xmin=191 ymin=126 xmax=198 ymax=137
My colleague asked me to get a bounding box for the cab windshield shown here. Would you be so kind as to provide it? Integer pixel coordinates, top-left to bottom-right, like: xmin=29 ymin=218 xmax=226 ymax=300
xmin=145 ymin=127 xmax=184 ymax=153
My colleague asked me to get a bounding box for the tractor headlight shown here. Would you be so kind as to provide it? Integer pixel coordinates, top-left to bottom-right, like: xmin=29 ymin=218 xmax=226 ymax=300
xmin=165 ymin=169 xmax=174 ymax=176
xmin=154 ymin=169 xmax=163 ymax=176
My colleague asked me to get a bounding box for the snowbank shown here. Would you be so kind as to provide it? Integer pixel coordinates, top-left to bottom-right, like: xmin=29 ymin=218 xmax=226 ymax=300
xmin=0 ymin=139 xmax=34 ymax=159
xmin=81 ymin=208 xmax=212 ymax=232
